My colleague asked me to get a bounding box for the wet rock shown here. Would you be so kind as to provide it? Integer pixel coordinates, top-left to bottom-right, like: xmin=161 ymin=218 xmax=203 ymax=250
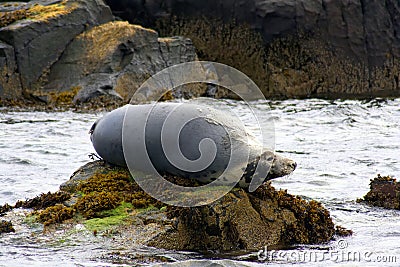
xmin=60 ymin=160 xmax=111 ymax=193
xmin=103 ymin=0 xmax=400 ymax=99
xmin=2 ymin=161 xmax=349 ymax=252
xmin=42 ymin=21 xmax=199 ymax=104
xmin=150 ymin=183 xmax=337 ymax=251
xmin=0 ymin=220 xmax=15 ymax=234
xmin=60 ymin=161 xmax=344 ymax=250
xmin=0 ymin=41 xmax=22 ymax=99
xmin=357 ymin=174 xmax=400 ymax=210
xmin=0 ymin=0 xmax=113 ymax=95
xmin=106 ymin=0 xmax=400 ymax=68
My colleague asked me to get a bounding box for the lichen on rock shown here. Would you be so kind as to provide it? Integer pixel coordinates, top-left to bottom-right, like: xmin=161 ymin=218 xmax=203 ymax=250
xmin=0 ymin=0 xmax=114 ymax=100
xmin=43 ymin=20 xmax=199 ymax=105
xmin=0 ymin=0 xmax=75 ymax=28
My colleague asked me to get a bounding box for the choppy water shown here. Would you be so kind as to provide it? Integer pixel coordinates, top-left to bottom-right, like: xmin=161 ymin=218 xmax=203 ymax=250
xmin=1 ymin=98 xmax=400 ymax=266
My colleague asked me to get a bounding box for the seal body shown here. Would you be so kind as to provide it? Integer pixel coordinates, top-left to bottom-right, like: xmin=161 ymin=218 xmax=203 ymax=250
xmin=90 ymin=103 xmax=296 ymax=188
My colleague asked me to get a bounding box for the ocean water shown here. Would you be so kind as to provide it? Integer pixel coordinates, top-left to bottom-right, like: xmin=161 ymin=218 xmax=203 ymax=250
xmin=0 ymin=98 xmax=399 ymax=266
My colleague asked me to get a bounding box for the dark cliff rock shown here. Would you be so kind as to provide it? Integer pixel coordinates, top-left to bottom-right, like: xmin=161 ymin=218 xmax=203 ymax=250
xmin=2 ymin=0 xmax=399 ymax=104
xmin=0 ymin=0 xmax=113 ymax=99
xmin=105 ymin=0 xmax=400 ymax=68
xmin=0 ymin=41 xmax=21 ymax=99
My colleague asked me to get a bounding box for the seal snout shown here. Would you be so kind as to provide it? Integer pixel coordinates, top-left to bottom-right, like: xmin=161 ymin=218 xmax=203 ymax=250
xmin=289 ymin=161 xmax=297 ymax=171
xmin=267 ymin=154 xmax=297 ymax=179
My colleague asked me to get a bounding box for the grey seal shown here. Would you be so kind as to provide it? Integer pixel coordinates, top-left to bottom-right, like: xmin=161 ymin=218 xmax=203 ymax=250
xmin=90 ymin=103 xmax=296 ymax=189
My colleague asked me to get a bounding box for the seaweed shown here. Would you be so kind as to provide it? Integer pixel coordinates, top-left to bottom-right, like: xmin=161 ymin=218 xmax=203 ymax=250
xmin=37 ymin=204 xmax=75 ymax=226
xmin=0 ymin=220 xmax=15 ymax=234
xmin=0 ymin=203 xmax=13 ymax=216
xmin=14 ymin=191 xmax=71 ymax=210
xmin=357 ymin=174 xmax=400 ymax=210
xmin=253 ymin=182 xmax=336 ymax=244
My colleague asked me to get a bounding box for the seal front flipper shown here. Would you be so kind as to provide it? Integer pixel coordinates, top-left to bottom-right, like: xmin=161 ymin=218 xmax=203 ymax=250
xmin=89 ymin=119 xmax=99 ymax=135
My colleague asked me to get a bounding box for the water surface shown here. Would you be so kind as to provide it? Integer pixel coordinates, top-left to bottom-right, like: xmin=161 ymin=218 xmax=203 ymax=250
xmin=1 ymin=98 xmax=399 ymax=266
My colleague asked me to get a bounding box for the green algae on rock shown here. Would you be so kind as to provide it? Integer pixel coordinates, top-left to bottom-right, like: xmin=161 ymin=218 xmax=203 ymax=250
xmin=357 ymin=174 xmax=400 ymax=210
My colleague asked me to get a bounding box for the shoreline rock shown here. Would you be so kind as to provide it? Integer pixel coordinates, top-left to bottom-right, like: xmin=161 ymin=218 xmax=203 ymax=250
xmin=106 ymin=0 xmax=400 ymax=68
xmin=2 ymin=0 xmax=400 ymax=108
xmin=1 ymin=160 xmax=351 ymax=252
xmin=0 ymin=0 xmax=206 ymax=107
xmin=357 ymin=174 xmax=400 ymax=210
xmin=0 ymin=0 xmax=113 ymax=99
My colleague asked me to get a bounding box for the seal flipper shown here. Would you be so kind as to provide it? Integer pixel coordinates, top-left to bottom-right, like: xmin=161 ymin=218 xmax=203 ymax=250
xmin=89 ymin=119 xmax=100 ymax=141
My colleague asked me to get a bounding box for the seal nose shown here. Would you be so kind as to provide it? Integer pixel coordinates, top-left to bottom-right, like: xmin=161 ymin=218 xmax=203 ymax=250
xmin=291 ymin=161 xmax=297 ymax=170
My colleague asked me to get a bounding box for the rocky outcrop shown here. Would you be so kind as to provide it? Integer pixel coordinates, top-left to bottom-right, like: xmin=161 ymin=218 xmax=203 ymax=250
xmin=357 ymin=174 xmax=400 ymax=209
xmin=0 ymin=41 xmax=21 ymax=99
xmin=0 ymin=0 xmax=201 ymax=104
xmin=0 ymin=0 xmax=113 ymax=99
xmin=1 ymin=160 xmax=351 ymax=253
xmin=42 ymin=21 xmax=198 ymax=103
xmin=2 ymin=0 xmax=398 ymax=104
xmin=106 ymin=0 xmax=400 ymax=67
xmin=60 ymin=161 xmax=346 ymax=250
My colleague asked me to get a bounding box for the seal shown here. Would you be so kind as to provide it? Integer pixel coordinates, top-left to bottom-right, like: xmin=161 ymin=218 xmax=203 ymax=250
xmin=90 ymin=103 xmax=296 ymax=189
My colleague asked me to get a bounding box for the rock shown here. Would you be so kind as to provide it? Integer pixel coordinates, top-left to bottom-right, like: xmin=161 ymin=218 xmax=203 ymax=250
xmin=60 ymin=160 xmax=114 ymax=193
xmin=39 ymin=21 xmax=198 ymax=103
xmin=0 ymin=0 xmax=113 ymax=95
xmin=357 ymin=174 xmax=400 ymax=210
xmin=1 ymin=160 xmax=350 ymax=253
xmin=0 ymin=220 xmax=15 ymax=234
xmin=149 ymin=183 xmax=335 ymax=251
xmin=152 ymin=260 xmax=255 ymax=267
xmin=105 ymin=0 xmax=400 ymax=67
xmin=0 ymin=41 xmax=22 ymax=99
xmin=57 ymin=160 xmax=342 ymax=251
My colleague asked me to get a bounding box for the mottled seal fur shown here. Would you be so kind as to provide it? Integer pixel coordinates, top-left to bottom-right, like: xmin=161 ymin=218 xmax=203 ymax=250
xmin=90 ymin=103 xmax=296 ymax=189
